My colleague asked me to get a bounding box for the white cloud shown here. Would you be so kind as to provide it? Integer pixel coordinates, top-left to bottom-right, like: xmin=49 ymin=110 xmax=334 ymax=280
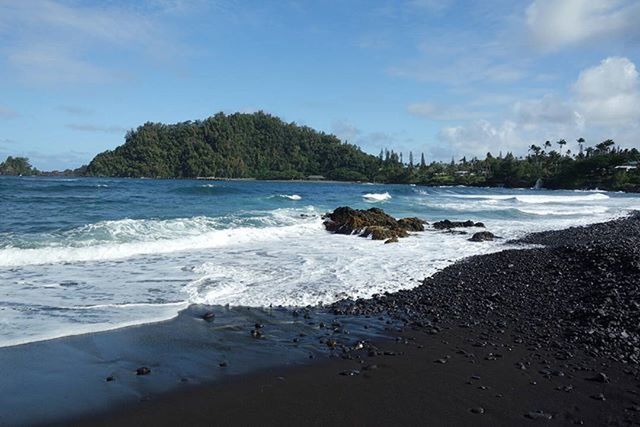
xmin=389 ymin=56 xmax=525 ymax=85
xmin=0 ymin=0 xmax=185 ymax=85
xmin=526 ymin=0 xmax=640 ymax=51
xmin=573 ymin=57 xmax=640 ymax=126
xmin=438 ymin=120 xmax=522 ymax=157
xmin=514 ymin=95 xmax=577 ymax=128
xmin=433 ymin=56 xmax=640 ymax=158
xmin=330 ymin=120 xmax=414 ymax=155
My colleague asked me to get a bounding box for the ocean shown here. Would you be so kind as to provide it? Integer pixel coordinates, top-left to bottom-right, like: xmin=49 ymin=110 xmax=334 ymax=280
xmin=1 ymin=176 xmax=639 ymax=348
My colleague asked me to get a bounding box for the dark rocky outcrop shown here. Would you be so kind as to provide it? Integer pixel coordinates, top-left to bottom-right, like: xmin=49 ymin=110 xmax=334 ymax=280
xmin=323 ymin=207 xmax=427 ymax=241
xmin=469 ymin=231 xmax=496 ymax=242
xmin=397 ymin=217 xmax=427 ymax=232
xmin=432 ymin=219 xmax=485 ymax=230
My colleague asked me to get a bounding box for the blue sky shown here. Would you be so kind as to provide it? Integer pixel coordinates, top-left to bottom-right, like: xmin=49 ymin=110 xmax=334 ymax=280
xmin=1 ymin=0 xmax=639 ymax=170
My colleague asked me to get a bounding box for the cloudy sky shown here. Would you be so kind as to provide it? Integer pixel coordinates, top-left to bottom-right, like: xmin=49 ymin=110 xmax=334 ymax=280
xmin=0 ymin=0 xmax=639 ymax=170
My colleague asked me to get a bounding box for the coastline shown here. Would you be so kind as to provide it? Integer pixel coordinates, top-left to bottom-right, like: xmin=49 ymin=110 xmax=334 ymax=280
xmin=0 ymin=305 xmax=394 ymax=426
xmin=58 ymin=212 xmax=640 ymax=426
xmin=4 ymin=174 xmax=637 ymax=194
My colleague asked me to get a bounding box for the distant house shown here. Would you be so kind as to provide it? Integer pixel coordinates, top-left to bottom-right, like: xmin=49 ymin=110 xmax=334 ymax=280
xmin=455 ymin=170 xmax=469 ymax=176
xmin=615 ymin=161 xmax=638 ymax=171
xmin=307 ymin=175 xmax=325 ymax=180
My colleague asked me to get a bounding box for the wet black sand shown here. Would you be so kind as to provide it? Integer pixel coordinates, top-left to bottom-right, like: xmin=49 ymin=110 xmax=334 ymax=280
xmin=67 ymin=212 xmax=640 ymax=426
xmin=0 ymin=306 xmax=390 ymax=426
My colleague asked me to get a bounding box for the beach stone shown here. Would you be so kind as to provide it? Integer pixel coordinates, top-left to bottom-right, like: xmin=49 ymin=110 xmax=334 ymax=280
xmin=587 ymin=372 xmax=610 ymax=383
xmin=469 ymin=231 xmax=496 ymax=242
xmin=432 ymin=219 xmax=485 ymax=230
xmin=136 ymin=367 xmax=151 ymax=376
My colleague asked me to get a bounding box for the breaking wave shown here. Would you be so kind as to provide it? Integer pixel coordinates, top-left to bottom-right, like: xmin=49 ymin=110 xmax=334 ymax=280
xmin=363 ymin=192 xmax=391 ymax=202
xmin=0 ymin=212 xmax=322 ymax=267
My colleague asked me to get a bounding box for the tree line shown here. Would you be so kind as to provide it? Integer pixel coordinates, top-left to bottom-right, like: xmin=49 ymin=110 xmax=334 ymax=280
xmin=387 ymin=138 xmax=640 ymax=192
xmin=2 ymin=112 xmax=639 ymax=191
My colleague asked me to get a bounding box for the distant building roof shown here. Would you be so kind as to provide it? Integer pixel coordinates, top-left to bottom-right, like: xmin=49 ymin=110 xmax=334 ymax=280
xmin=307 ymin=175 xmax=325 ymax=180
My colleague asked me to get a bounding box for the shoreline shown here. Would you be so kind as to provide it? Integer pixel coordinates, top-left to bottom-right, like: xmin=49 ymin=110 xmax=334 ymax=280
xmin=0 ymin=305 xmax=396 ymax=426
xmin=60 ymin=212 xmax=640 ymax=426
xmin=4 ymin=174 xmax=637 ymax=194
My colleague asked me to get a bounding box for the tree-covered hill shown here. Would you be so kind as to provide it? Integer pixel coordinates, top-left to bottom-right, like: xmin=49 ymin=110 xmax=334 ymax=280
xmin=0 ymin=156 xmax=39 ymax=176
xmin=85 ymin=112 xmax=380 ymax=180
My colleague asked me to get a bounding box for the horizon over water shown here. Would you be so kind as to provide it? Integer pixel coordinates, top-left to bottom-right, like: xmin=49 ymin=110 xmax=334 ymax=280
xmin=1 ymin=176 xmax=639 ymax=348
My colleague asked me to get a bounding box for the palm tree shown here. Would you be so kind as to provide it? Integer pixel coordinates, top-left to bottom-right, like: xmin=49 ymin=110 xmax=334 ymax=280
xmin=557 ymin=139 xmax=567 ymax=156
xmin=577 ymin=137 xmax=585 ymax=157
xmin=528 ymin=144 xmax=541 ymax=157
xmin=585 ymin=147 xmax=594 ymax=158
xmin=595 ymin=139 xmax=615 ymax=155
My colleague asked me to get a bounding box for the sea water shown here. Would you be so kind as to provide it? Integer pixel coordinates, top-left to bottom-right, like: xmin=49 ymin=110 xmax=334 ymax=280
xmin=1 ymin=177 xmax=639 ymax=348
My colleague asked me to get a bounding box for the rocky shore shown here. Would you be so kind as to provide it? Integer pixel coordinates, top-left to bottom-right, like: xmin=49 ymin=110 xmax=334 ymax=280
xmin=71 ymin=212 xmax=640 ymax=426
xmin=331 ymin=211 xmax=640 ymax=365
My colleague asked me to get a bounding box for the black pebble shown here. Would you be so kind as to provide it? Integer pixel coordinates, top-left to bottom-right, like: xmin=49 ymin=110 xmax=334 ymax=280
xmin=136 ymin=367 xmax=151 ymax=376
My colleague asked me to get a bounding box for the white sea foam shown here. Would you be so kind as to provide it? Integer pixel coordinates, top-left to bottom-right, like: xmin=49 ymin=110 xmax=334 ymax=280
xmin=517 ymin=206 xmax=610 ymax=216
xmin=0 ymin=214 xmax=321 ymax=267
xmin=183 ymin=228 xmax=508 ymax=307
xmin=279 ymin=194 xmax=302 ymax=200
xmin=451 ymin=193 xmax=609 ymax=204
xmin=363 ymin=192 xmax=391 ymax=202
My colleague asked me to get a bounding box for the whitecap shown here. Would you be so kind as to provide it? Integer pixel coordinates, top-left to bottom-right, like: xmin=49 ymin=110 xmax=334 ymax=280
xmin=362 ymin=192 xmax=391 ymax=202
xmin=279 ymin=194 xmax=302 ymax=200
xmin=0 ymin=212 xmax=322 ymax=267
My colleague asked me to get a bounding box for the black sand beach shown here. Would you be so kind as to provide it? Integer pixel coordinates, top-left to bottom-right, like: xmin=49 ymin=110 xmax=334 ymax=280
xmin=59 ymin=212 xmax=640 ymax=426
